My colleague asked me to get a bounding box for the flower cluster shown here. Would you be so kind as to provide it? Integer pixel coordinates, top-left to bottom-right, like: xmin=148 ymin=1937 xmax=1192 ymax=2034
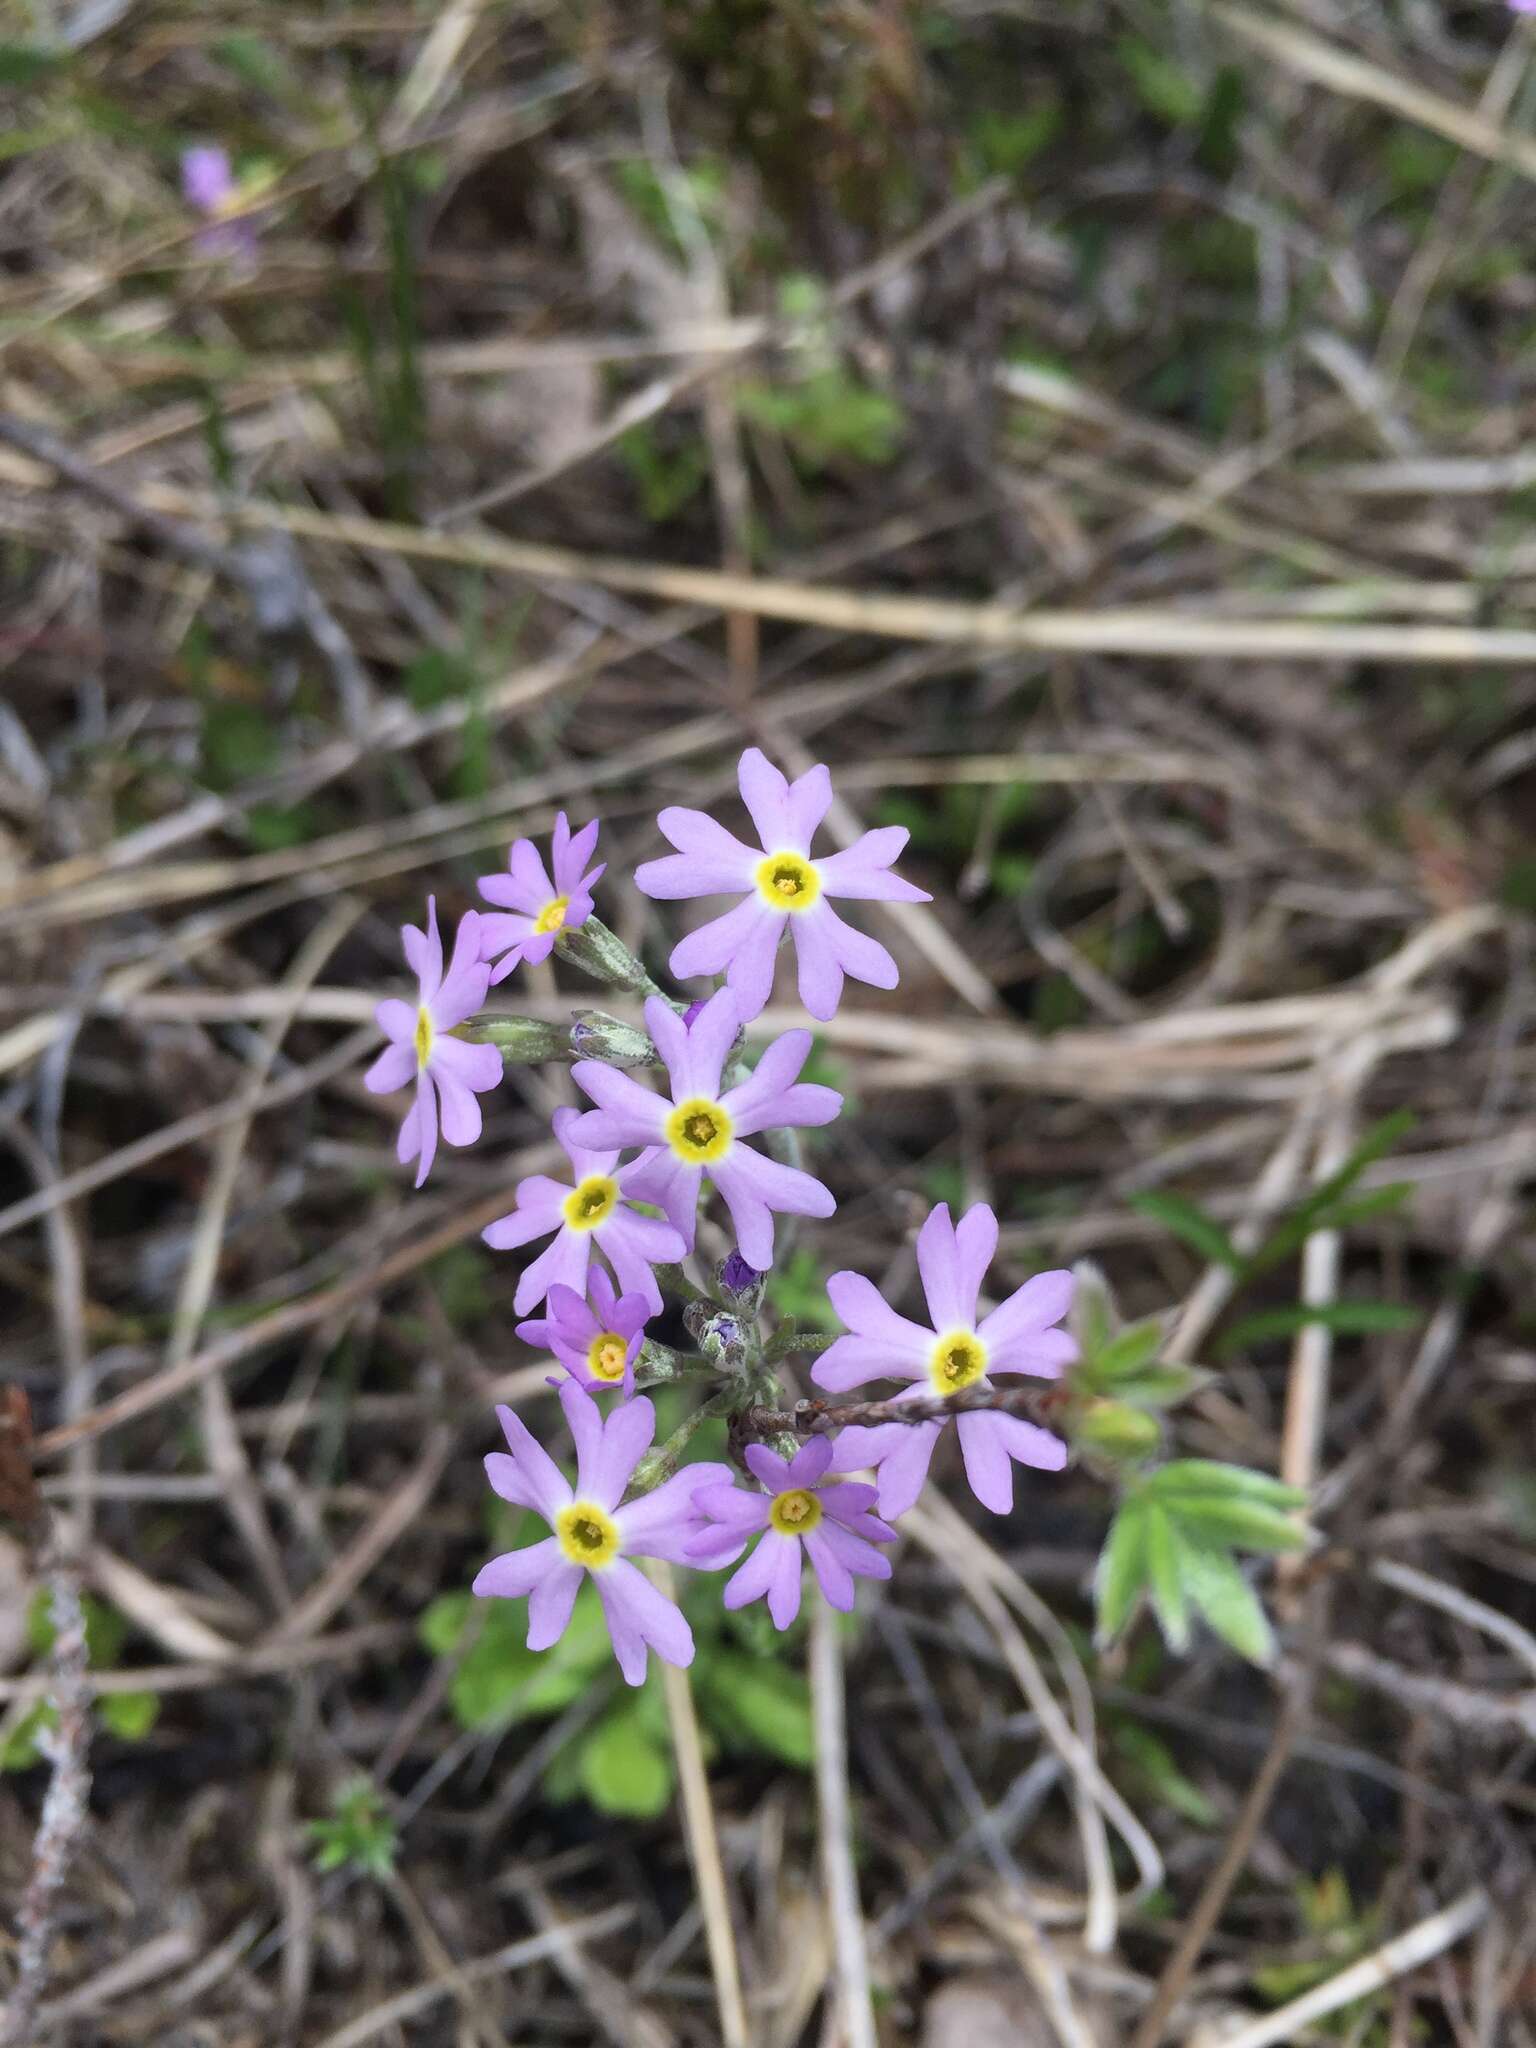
xmin=365 ymin=754 xmax=1077 ymax=1685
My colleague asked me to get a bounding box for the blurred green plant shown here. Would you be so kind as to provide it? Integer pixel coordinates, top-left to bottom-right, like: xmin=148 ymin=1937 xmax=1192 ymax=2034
xmin=2 ymin=1592 xmax=159 ymax=1770
xmin=306 ymin=1776 xmax=398 ymax=1879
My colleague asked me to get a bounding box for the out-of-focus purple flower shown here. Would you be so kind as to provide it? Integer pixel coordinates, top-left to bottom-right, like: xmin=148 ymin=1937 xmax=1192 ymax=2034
xmin=515 ymin=1268 xmax=649 ymax=1398
xmin=364 ymin=897 xmax=502 ymax=1188
xmin=483 ymin=1106 xmax=686 ymax=1317
xmin=477 ymin=813 xmax=604 ymax=984
xmin=634 ymin=747 xmax=930 ymax=1022
xmin=813 ymin=1203 xmax=1076 ymax=1518
xmin=473 ymin=1383 xmax=733 ymax=1685
xmin=180 ymin=145 xmax=259 ymax=266
xmin=687 ymin=1437 xmax=895 ymax=1628
xmin=1512 ymin=2 xmax=1536 ymax=16
xmin=568 ymin=987 xmax=841 ymax=1269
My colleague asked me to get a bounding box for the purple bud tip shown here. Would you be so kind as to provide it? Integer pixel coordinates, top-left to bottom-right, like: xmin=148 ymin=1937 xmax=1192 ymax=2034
xmin=721 ymin=1251 xmax=762 ymax=1297
xmin=681 ymin=1000 xmax=707 ymax=1028
xmin=181 ymin=145 xmax=235 ymax=216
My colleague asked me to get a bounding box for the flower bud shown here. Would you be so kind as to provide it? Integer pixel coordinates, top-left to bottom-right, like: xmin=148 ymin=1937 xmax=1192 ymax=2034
xmin=465 ymin=1016 xmax=570 ymax=1065
xmin=555 ymin=915 xmax=658 ymax=993
xmin=1071 ymin=1397 xmax=1160 ymax=1463
xmin=568 ymin=1010 xmax=657 ymax=1068
xmin=684 ymin=1298 xmax=749 ymax=1369
xmin=717 ymin=1251 xmax=765 ymax=1313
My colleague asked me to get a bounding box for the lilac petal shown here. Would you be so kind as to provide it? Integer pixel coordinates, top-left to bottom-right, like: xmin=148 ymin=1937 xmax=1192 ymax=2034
xmin=582 ymin=1267 xmax=619 ymax=1326
xmin=569 ymin=1062 xmax=669 ymax=1148
xmin=711 ymin=1148 xmax=836 ymax=1266
xmin=472 ymin=1535 xmax=562 ymax=1599
xmin=955 ymin=1410 xmax=1018 ymax=1515
xmin=687 ymin=1525 xmax=751 ymax=1569
xmin=433 ymin=1066 xmax=485 ymax=1149
xmin=581 ymin=1390 xmax=655 ymax=1510
xmin=429 ymin=1034 xmax=501 ymax=1094
xmin=915 ymin=1204 xmax=963 ymax=1330
xmin=365 ymin=1041 xmax=416 ymax=1094
xmin=598 ymin=1558 xmax=693 ymax=1684
xmin=478 ymin=869 xmax=545 ymax=915
xmin=508 ymin=837 xmax=556 ymax=909
xmin=557 ymin=1379 xmax=606 ymax=1492
xmin=478 ymin=914 xmax=535 ymax=980
xmin=375 ymin=997 xmax=416 ymax=1044
xmin=617 ymin=1152 xmax=702 ymax=1255
xmin=819 ymin=904 xmax=900 ymax=991
xmin=527 ymin=1560 xmax=583 ymax=1651
xmin=785 ymin=1436 xmax=834 ymax=1488
xmin=786 ymin=908 xmax=845 ymax=1020
xmin=977 ymin=1409 xmax=1067 ymax=1475
xmin=737 ymin=747 xmax=795 ymax=851
xmin=808 ymin=1519 xmax=892 ymax=1586
xmin=492 ymin=1402 xmax=573 ymax=1519
xmin=553 ymin=814 xmax=601 ymax=893
xmin=814 ymin=1479 xmax=880 ymax=1523
xmin=826 ymin=1271 xmax=934 ymax=1356
xmin=690 ymin=1481 xmax=773 ymax=1533
xmin=725 ymin=1531 xmax=803 ymax=1629
xmin=512 ymin=1228 xmax=591 ymax=1317
xmin=871 ymin=1419 xmax=944 ymax=1519
xmin=668 ymin=897 xmax=779 ymax=987
xmin=802 ymin=1526 xmax=857 ymax=1610
xmin=616 ymin=1461 xmax=738 ymax=1562
xmin=436 ymin=910 xmax=491 ymax=1022
xmin=482 ymin=1177 xmax=566 ymax=1251
xmin=596 ymin=1208 xmax=684 ymax=1313
xmin=550 ymin=1104 xmax=619 ymax=1182
xmin=409 ymin=1071 xmax=439 ymax=1187
xmin=722 ymin=912 xmax=784 ymax=1023
xmin=987 ymin=1328 xmax=1078 ymax=1379
xmin=675 ymin=986 xmax=738 ymax=1099
xmin=976 ymin=1269 xmax=1076 ymax=1353
xmin=825 ymin=1422 xmax=910 ymax=1474
xmin=638 ymin=852 xmax=754 ymax=902
xmin=743 ymin=1442 xmax=792 ymax=1490
xmin=784 ymin=762 xmax=833 ymax=851
xmin=816 ymin=827 xmax=931 ymax=902
xmin=812 ymin=1337 xmax=926 ymax=1392
xmin=654 ymin=802 xmax=761 ymax=870
xmin=721 ymin=1030 xmax=841 ymax=1136
xmin=402 ymin=897 xmax=444 ymax=997
xmin=611 ymin=1287 xmax=652 ymax=1339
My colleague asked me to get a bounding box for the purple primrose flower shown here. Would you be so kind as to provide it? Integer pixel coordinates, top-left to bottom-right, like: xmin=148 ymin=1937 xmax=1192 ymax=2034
xmin=515 ymin=1267 xmax=650 ymax=1398
xmin=814 ymin=1202 xmax=1076 ymax=1518
xmin=364 ymin=897 xmax=501 ymax=1188
xmin=483 ymin=1106 xmax=685 ymax=1317
xmin=477 ymin=813 xmax=604 ymax=983
xmin=635 ymin=747 xmax=930 ymax=1021
xmin=473 ymin=1383 xmax=732 ymax=1685
xmin=568 ymin=987 xmax=841 ymax=1269
xmin=688 ymin=1436 xmax=895 ymax=1628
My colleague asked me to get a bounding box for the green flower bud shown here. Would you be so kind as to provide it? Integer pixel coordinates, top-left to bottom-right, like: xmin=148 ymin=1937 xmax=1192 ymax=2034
xmin=569 ymin=1010 xmax=658 ymax=1068
xmin=465 ymin=1016 xmax=570 ymax=1065
xmin=1072 ymin=1398 xmax=1161 ymax=1463
xmin=555 ymin=916 xmax=659 ymax=994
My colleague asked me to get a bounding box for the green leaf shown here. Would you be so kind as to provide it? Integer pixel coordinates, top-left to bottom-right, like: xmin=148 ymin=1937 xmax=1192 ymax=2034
xmin=1093 ymin=1317 xmax=1167 ymax=1381
xmin=1094 ymin=1500 xmax=1149 ymax=1646
xmin=1117 ymin=36 xmax=1205 ymax=126
xmin=418 ymin=1591 xmax=474 ymax=1657
xmin=1112 ymin=1722 xmax=1218 ymax=1826
xmin=0 ymin=45 xmax=63 ymax=87
xmin=1144 ymin=1460 xmax=1308 ymax=1510
xmin=1160 ymin=1497 xmax=1310 ymax=1555
xmin=1143 ymin=1506 xmax=1191 ymax=1653
xmin=1107 ymin=1365 xmax=1211 ymax=1409
xmin=700 ymin=1652 xmax=814 ymax=1767
xmin=0 ymin=1701 xmax=54 ymax=1772
xmin=1219 ymin=1300 xmax=1419 ymax=1356
xmin=1129 ymin=1192 xmax=1239 ymax=1269
xmin=100 ymin=1690 xmax=160 ymax=1740
xmin=1178 ymin=1543 xmax=1276 ymax=1666
xmin=1244 ymin=1113 xmax=1415 ymax=1276
xmin=577 ymin=1707 xmax=674 ymax=1819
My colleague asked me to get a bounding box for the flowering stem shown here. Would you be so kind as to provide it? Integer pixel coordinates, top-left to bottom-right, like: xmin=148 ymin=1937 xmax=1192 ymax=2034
xmin=653 ymin=1262 xmax=712 ymax=1307
xmin=628 ymin=1388 xmax=736 ymax=1495
xmin=763 ymin=1327 xmax=841 ymax=1362
xmin=633 ymin=1341 xmax=718 ymax=1389
xmin=746 ymin=1385 xmax=1056 ymax=1435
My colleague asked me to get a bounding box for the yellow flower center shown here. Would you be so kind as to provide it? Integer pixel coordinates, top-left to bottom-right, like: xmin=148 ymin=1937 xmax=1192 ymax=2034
xmin=769 ymin=1488 xmax=823 ymax=1536
xmin=533 ymin=896 xmax=569 ymax=936
xmin=929 ymin=1328 xmax=987 ymax=1395
xmin=755 ymin=850 xmax=821 ymax=912
xmin=414 ymin=1005 xmax=434 ymax=1069
xmin=587 ymin=1332 xmax=629 ymax=1383
xmin=562 ymin=1175 xmax=618 ymax=1231
xmin=665 ymin=1096 xmax=733 ymax=1164
xmin=555 ymin=1500 xmax=620 ymax=1568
